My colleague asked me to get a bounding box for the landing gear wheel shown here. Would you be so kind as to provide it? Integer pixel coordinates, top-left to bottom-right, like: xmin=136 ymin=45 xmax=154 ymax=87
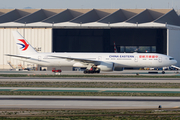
xmin=162 ymin=71 xmax=165 ymax=74
xmin=83 ymin=67 xmax=100 ymax=74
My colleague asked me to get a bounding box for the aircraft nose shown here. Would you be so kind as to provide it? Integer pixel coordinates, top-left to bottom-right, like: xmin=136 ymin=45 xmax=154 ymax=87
xmin=173 ymin=60 xmax=177 ymax=65
xmin=175 ymin=60 xmax=177 ymax=64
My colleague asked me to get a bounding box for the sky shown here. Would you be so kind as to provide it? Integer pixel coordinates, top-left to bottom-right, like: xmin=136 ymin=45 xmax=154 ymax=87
xmin=0 ymin=0 xmax=180 ymax=9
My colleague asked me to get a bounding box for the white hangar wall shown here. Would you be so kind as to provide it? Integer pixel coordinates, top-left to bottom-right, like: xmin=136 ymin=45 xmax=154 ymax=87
xmin=167 ymin=25 xmax=180 ymax=67
xmin=0 ymin=28 xmax=52 ymax=69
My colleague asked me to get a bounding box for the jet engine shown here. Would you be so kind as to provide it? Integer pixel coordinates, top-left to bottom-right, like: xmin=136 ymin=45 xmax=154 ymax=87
xmin=114 ymin=67 xmax=124 ymax=71
xmin=97 ymin=62 xmax=114 ymax=71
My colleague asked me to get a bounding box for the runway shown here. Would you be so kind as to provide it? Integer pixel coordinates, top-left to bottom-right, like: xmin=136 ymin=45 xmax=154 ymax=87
xmin=0 ymin=87 xmax=180 ymax=93
xmin=0 ymin=96 xmax=179 ymax=109
xmin=1 ymin=77 xmax=180 ymax=83
xmin=0 ymin=70 xmax=179 ymax=76
xmin=0 ymin=71 xmax=180 ymax=110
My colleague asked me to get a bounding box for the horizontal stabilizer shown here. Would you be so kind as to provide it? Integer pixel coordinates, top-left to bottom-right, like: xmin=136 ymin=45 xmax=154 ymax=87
xmin=5 ymin=54 xmax=48 ymax=63
xmin=5 ymin=54 xmax=31 ymax=59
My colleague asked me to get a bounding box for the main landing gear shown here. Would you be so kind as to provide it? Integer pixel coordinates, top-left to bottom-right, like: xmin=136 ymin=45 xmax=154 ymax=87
xmin=162 ymin=67 xmax=165 ymax=74
xmin=84 ymin=66 xmax=100 ymax=74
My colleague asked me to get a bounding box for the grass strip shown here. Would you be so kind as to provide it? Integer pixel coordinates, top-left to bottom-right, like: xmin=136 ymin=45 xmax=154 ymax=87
xmin=0 ymin=91 xmax=180 ymax=96
xmin=1 ymin=89 xmax=180 ymax=93
xmin=0 ymin=74 xmax=180 ymax=78
xmin=0 ymin=109 xmax=180 ymax=119
xmin=0 ymin=115 xmax=180 ymax=120
xmin=1 ymin=82 xmax=180 ymax=88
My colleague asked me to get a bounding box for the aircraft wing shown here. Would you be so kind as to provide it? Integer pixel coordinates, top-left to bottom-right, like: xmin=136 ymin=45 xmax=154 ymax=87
xmin=50 ymin=56 xmax=101 ymax=64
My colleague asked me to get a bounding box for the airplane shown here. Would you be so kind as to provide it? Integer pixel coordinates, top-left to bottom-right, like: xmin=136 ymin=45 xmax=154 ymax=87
xmin=5 ymin=31 xmax=177 ymax=74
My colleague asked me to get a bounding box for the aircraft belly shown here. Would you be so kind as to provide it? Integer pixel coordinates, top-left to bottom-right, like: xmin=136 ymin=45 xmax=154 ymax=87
xmin=114 ymin=60 xmax=135 ymax=67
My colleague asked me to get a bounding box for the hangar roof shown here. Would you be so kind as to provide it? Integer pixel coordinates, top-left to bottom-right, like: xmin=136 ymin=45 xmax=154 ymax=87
xmin=0 ymin=9 xmax=179 ymax=27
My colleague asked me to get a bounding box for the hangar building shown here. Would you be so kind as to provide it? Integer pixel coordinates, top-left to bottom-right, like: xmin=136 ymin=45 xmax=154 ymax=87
xmin=0 ymin=9 xmax=180 ymax=69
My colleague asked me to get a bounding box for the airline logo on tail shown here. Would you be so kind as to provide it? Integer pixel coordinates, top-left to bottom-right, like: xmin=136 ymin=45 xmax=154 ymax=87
xmin=17 ymin=39 xmax=29 ymax=51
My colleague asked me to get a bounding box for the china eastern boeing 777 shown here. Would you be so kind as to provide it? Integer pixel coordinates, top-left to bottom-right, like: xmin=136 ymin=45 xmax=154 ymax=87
xmin=6 ymin=31 xmax=177 ymax=74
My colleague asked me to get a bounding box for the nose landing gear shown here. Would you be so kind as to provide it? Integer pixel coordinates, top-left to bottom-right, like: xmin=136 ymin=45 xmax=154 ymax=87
xmin=162 ymin=67 xmax=166 ymax=74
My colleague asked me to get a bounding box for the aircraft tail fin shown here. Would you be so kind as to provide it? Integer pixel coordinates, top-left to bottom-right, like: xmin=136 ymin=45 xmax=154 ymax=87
xmin=12 ymin=31 xmax=37 ymax=55
xmin=114 ymin=41 xmax=117 ymax=53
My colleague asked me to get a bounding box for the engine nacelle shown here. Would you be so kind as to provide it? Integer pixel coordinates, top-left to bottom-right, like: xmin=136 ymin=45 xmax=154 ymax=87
xmin=114 ymin=67 xmax=124 ymax=71
xmin=97 ymin=62 xmax=114 ymax=71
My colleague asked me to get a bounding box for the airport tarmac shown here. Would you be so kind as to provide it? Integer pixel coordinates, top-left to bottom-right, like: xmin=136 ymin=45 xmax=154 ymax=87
xmin=0 ymin=96 xmax=179 ymax=109
xmin=1 ymin=77 xmax=180 ymax=83
xmin=0 ymin=70 xmax=179 ymax=76
xmin=0 ymin=70 xmax=180 ymax=110
xmin=0 ymin=70 xmax=180 ymax=83
xmin=0 ymin=87 xmax=180 ymax=93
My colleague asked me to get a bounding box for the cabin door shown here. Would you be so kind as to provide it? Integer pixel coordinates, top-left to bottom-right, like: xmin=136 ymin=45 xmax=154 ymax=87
xmin=98 ymin=56 xmax=102 ymax=61
xmin=134 ymin=56 xmax=138 ymax=62
xmin=158 ymin=57 xmax=162 ymax=63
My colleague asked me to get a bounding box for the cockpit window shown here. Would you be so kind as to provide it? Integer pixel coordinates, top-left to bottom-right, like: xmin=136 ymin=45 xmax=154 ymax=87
xmin=169 ymin=58 xmax=175 ymax=60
